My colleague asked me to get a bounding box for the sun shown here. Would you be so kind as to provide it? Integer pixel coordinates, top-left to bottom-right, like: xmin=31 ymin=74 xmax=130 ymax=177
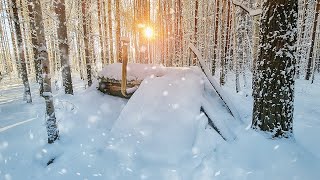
xmin=144 ymin=27 xmax=153 ymax=39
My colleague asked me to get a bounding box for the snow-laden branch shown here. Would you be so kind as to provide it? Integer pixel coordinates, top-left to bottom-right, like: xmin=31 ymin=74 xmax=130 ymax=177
xmin=232 ymin=0 xmax=262 ymax=16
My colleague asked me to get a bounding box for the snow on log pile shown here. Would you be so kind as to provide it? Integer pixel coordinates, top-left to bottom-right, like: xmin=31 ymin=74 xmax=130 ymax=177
xmin=98 ymin=63 xmax=237 ymax=143
xmin=98 ymin=63 xmax=166 ymax=81
xmin=97 ymin=63 xmax=166 ymax=97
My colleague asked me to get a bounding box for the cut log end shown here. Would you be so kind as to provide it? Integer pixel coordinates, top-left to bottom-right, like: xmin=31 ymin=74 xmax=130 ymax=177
xmin=97 ymin=77 xmax=141 ymax=98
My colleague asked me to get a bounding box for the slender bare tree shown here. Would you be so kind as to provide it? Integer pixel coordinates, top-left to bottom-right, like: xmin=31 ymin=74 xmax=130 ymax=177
xmin=54 ymin=0 xmax=74 ymax=94
xmin=306 ymin=1 xmax=320 ymax=80
xmin=115 ymin=0 xmax=121 ymax=63
xmin=31 ymin=0 xmax=59 ymax=143
xmin=108 ymin=0 xmax=114 ymax=64
xmin=82 ymin=0 xmax=92 ymax=86
xmin=11 ymin=0 xmax=32 ymax=103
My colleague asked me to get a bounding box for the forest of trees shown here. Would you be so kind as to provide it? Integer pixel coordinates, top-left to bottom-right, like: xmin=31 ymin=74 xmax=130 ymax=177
xmin=0 ymin=0 xmax=319 ymax=141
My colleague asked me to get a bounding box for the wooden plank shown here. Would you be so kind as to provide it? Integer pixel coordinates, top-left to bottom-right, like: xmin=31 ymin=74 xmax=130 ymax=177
xmin=189 ymin=43 xmax=243 ymax=123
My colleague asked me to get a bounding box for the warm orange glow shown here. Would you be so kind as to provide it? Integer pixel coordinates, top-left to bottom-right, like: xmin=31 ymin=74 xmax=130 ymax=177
xmin=144 ymin=27 xmax=153 ymax=39
xmin=137 ymin=23 xmax=145 ymax=28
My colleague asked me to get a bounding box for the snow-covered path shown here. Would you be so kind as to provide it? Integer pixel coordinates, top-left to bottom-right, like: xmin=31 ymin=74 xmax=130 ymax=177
xmin=0 ymin=117 xmax=37 ymax=133
xmin=0 ymin=77 xmax=43 ymax=131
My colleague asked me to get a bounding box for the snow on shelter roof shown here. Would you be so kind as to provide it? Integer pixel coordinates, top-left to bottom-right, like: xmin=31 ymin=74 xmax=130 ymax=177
xmin=98 ymin=63 xmax=190 ymax=81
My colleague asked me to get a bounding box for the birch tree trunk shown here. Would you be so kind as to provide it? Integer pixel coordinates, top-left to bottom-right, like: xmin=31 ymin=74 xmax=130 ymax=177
xmin=97 ymin=0 xmax=106 ymax=65
xmin=82 ymin=0 xmax=92 ymax=86
xmin=11 ymin=0 xmax=32 ymax=103
xmin=54 ymin=0 xmax=74 ymax=94
xmin=102 ymin=1 xmax=110 ymax=65
xmin=33 ymin=0 xmax=59 ymax=143
xmin=27 ymin=0 xmax=43 ymax=95
xmin=7 ymin=0 xmax=21 ymax=77
xmin=27 ymin=2 xmax=40 ymax=83
xmin=306 ymin=1 xmax=320 ymax=80
xmin=115 ymin=0 xmax=121 ymax=63
xmin=193 ymin=0 xmax=198 ymax=66
xmin=220 ymin=0 xmax=229 ymax=86
xmin=296 ymin=0 xmax=309 ymax=78
xmin=212 ymin=0 xmax=220 ymax=75
xmin=108 ymin=0 xmax=114 ymax=64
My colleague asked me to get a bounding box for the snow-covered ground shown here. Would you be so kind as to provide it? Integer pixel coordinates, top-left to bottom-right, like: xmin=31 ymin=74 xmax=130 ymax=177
xmin=0 ymin=65 xmax=319 ymax=180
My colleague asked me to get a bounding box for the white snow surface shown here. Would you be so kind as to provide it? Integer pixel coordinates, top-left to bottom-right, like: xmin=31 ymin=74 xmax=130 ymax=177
xmin=98 ymin=63 xmax=166 ymax=81
xmin=0 ymin=65 xmax=319 ymax=180
xmin=109 ymin=69 xmax=204 ymax=163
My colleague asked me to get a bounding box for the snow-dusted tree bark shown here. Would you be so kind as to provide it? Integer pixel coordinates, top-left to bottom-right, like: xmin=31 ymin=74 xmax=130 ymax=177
xmin=115 ymin=0 xmax=121 ymax=63
xmin=231 ymin=6 xmax=240 ymax=93
xmin=306 ymin=1 xmax=320 ymax=80
xmin=97 ymin=0 xmax=105 ymax=65
xmin=0 ymin=0 xmax=15 ymax=77
xmin=252 ymin=0 xmax=297 ymax=138
xmin=0 ymin=14 xmax=11 ymax=75
xmin=296 ymin=0 xmax=309 ymax=78
xmin=102 ymin=0 xmax=110 ymax=65
xmin=163 ymin=0 xmax=169 ymax=66
xmin=27 ymin=0 xmax=43 ymax=95
xmin=27 ymin=2 xmax=41 ymax=83
xmin=174 ymin=0 xmax=183 ymax=66
xmin=7 ymin=0 xmax=21 ymax=77
xmin=108 ymin=0 xmax=114 ymax=64
xmin=220 ymin=0 xmax=230 ymax=86
xmin=18 ymin=0 xmax=35 ymax=77
xmin=82 ymin=0 xmax=92 ymax=86
xmin=192 ymin=0 xmax=198 ymax=66
xmin=54 ymin=0 xmax=73 ymax=94
xmin=32 ymin=0 xmax=59 ymax=143
xmin=212 ymin=0 xmax=220 ymax=75
xmin=11 ymin=0 xmax=32 ymax=103
xmin=252 ymin=0 xmax=262 ymax=84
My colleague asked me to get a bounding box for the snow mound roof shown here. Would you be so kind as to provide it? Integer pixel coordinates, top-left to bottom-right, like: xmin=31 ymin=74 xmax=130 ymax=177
xmin=98 ymin=63 xmax=167 ymax=81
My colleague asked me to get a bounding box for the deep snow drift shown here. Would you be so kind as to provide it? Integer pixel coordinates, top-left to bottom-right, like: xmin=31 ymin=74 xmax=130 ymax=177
xmin=0 ymin=64 xmax=319 ymax=180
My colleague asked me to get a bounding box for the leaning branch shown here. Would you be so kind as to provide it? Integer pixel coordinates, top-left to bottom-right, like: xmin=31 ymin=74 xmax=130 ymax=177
xmin=232 ymin=0 xmax=262 ymax=16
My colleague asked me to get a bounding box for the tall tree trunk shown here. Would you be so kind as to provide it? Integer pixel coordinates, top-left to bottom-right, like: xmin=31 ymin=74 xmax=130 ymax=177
xmin=163 ymin=0 xmax=168 ymax=66
xmin=220 ymin=0 xmax=229 ymax=86
xmin=76 ymin=0 xmax=84 ymax=80
xmin=133 ymin=0 xmax=138 ymax=63
xmin=11 ymin=0 xmax=32 ymax=103
xmin=82 ymin=0 xmax=92 ymax=86
xmin=233 ymin=6 xmax=241 ymax=93
xmin=97 ymin=0 xmax=106 ymax=66
xmin=115 ymin=0 xmax=121 ymax=63
xmin=27 ymin=1 xmax=43 ymax=94
xmin=32 ymin=0 xmax=59 ymax=143
xmin=5 ymin=0 xmax=20 ymax=77
xmin=21 ymin=0 xmax=35 ymax=77
xmin=296 ymin=0 xmax=309 ymax=78
xmin=252 ymin=0 xmax=262 ymax=84
xmin=54 ymin=0 xmax=74 ymax=94
xmin=0 ymin=18 xmax=9 ymax=74
xmin=4 ymin=0 xmax=20 ymax=77
xmin=252 ymin=0 xmax=297 ymax=138
xmin=212 ymin=0 xmax=220 ymax=75
xmin=306 ymin=1 xmax=320 ymax=80
xmin=192 ymin=0 xmax=198 ymax=66
xmin=108 ymin=0 xmax=114 ymax=64
xmin=27 ymin=3 xmax=40 ymax=82
xmin=102 ymin=1 xmax=110 ymax=65
xmin=0 ymin=0 xmax=14 ymax=76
